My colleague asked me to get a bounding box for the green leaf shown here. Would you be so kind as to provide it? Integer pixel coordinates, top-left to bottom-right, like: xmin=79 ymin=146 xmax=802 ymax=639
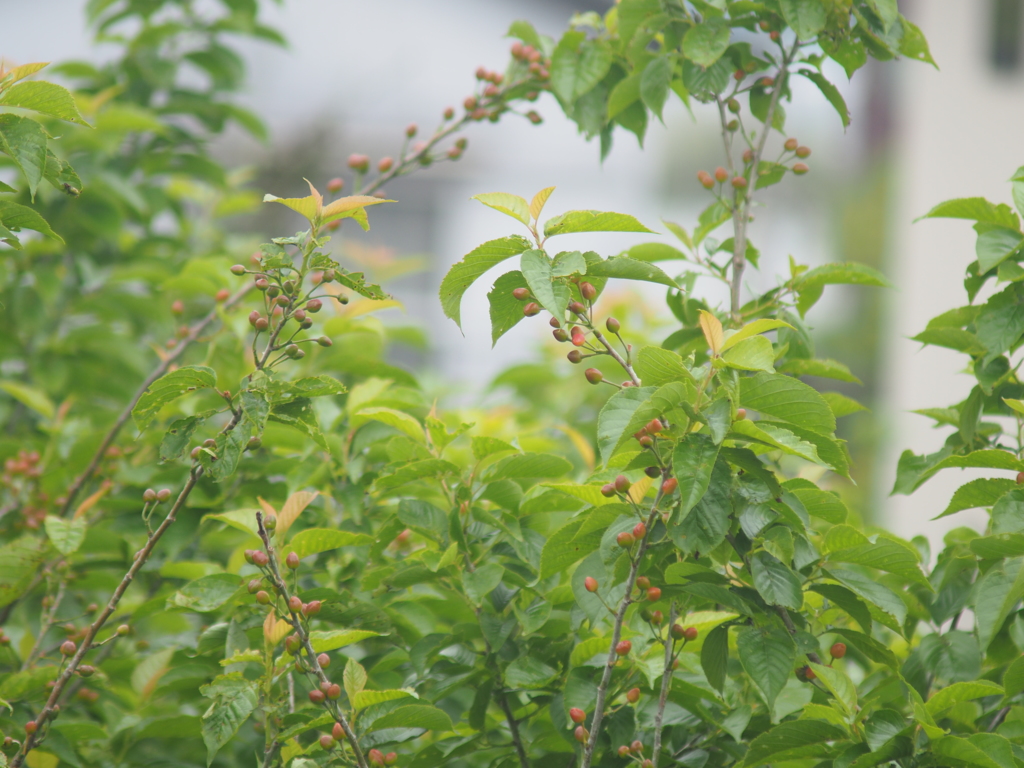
xmin=826 ymin=568 xmax=907 ymax=627
xmin=937 ymin=478 xmax=1018 ymax=519
xmin=369 ymin=705 xmax=453 ymax=733
xmin=285 ymin=529 xmax=373 ymax=559
xmin=830 ymin=628 xmax=899 ymax=669
xmin=598 ymin=386 xmax=655 ymax=464
xmin=973 ymin=557 xmax=1024 ymax=650
xmin=736 ymin=625 xmax=796 ymax=709
xmin=1003 ymin=655 xmax=1024 ymax=699
xmin=0 ymin=380 xmax=55 ymax=420
xmin=640 ymin=56 xmax=673 ymax=121
xmin=308 ymin=630 xmax=382 ymax=653
xmin=551 ymin=250 xmax=587 ymax=277
xmin=780 ymin=0 xmax=827 ymax=40
xmin=0 ymin=199 xmax=63 ymax=242
xmin=268 ymin=398 xmax=328 ymax=452
xmin=910 ymin=449 xmax=1024 ymax=492
xmin=472 ymin=192 xmax=530 ymax=226
xmin=796 ymin=262 xmax=891 ymax=316
xmin=571 ymin=637 xmax=610 ymax=668
xmin=487 ymin=452 xmax=572 ymax=480
xmin=730 ymin=420 xmax=826 ymax=467
xmin=351 ymin=689 xmax=415 ymax=709
xmin=355 ymin=406 xmax=424 ymax=442
xmin=550 ymin=32 xmax=613 ymax=105
xmin=132 ymin=366 xmax=217 ymax=432
xmin=751 ymin=551 xmax=803 ymax=609
xmin=742 ymin=719 xmax=847 ymax=767
xmin=374 ymin=459 xmax=459 ymax=491
xmin=608 ymin=72 xmax=641 ymax=119
xmin=170 ymin=574 xmax=241 ymax=613
xmin=584 ymin=253 xmax=677 ymax=288
xmin=808 ymin=662 xmax=857 ymax=713
xmin=43 ymin=515 xmax=86 ymax=556
xmin=671 ymin=458 xmax=731 ymax=555
xmin=487 ymin=270 xmax=529 ymax=345
xmin=798 ymin=70 xmax=850 ymax=128
xmin=505 ymin=656 xmax=558 ymax=688
xmin=673 ymin=434 xmax=720 ymax=517
xmin=918 ymin=197 xmax=1019 ymax=229
xmin=439 ymin=236 xmax=532 ymax=329
xmin=926 ymin=681 xmax=1004 ymax=717
xmin=931 ymin=735 xmax=1015 ymax=768
xmin=739 ymin=372 xmax=835 ymax=436
xmin=520 ymin=249 xmax=567 ymax=318
xmin=160 ymin=411 xmax=214 ymax=462
xmin=900 ymin=17 xmax=937 ymax=67
xmin=254 ymin=376 xmax=345 ymax=403
xmin=701 ymin=624 xmax=729 ymax=692
xmin=789 ymin=487 xmax=847 ymax=524
xmin=0 ymin=81 xmax=90 ymax=126
xmin=683 ymin=18 xmax=731 ymax=67
xmin=821 ymin=392 xmax=867 ymax=419
xmin=462 ymin=563 xmax=504 ymax=605
xmin=200 ymin=674 xmax=258 ymax=767
xmin=777 ymin=357 xmax=861 ymax=384
xmin=540 ymin=518 xmax=601 ymax=579
xmin=343 ymin=657 xmax=367 ymax=702
xmin=827 ymin=539 xmax=930 ymax=590
xmin=0 ymin=114 xmax=47 ymax=199
xmin=543 ymin=210 xmax=656 ymax=237
xmin=722 ymin=319 xmax=794 ymax=352
xmin=635 ymin=346 xmax=693 ymax=386
xmin=722 ymin=336 xmax=776 ymax=372
xmin=977 ymin=227 xmax=1024 ymax=274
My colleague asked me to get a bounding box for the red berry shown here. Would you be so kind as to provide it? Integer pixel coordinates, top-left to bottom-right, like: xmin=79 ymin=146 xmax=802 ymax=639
xmin=632 ymin=522 xmax=647 ymax=539
xmin=615 ymin=640 xmax=632 ymax=656
xmin=288 ymin=595 xmax=303 ymax=613
xmin=796 ymin=145 xmax=811 ymax=158
xmin=714 ymin=166 xmax=728 ymax=183
xmin=631 ymin=740 xmax=644 ymax=753
xmin=784 ymin=137 xmax=798 ymax=151
xmin=286 ymin=552 xmax=300 ymax=569
xmin=572 ymin=333 xmax=586 ymax=347
xmin=385 ymin=754 xmax=398 ymax=766
xmin=253 ymin=551 xmax=269 ymax=567
xmin=369 ymin=749 xmax=385 ymax=767
xmin=670 ymin=624 xmax=685 ymax=640
xmin=606 ymin=317 xmax=620 ymax=333
xmin=614 ymin=475 xmax=631 ymax=493
xmin=697 ymin=170 xmax=714 ymax=189
xmin=636 ymin=576 xmax=650 ymax=589
xmin=171 ymin=299 xmax=184 ymax=315
xmin=584 ymin=577 xmax=599 ymax=593
xmin=761 ymin=77 xmax=774 ymax=87
xmin=327 ymin=178 xmax=344 ymax=193
xmin=318 ymin=653 xmax=331 ymax=668
xmin=626 ymin=687 xmax=640 ymax=703
xmin=651 ymin=610 xmax=663 ymax=625
xmin=647 ymin=587 xmax=661 ymax=601
xmin=831 ymin=642 xmax=847 ymax=659
xmin=732 ymin=176 xmax=748 ymax=188
xmin=333 ymin=722 xmax=344 ymax=740
xmin=639 ymin=435 xmax=654 ymax=448
xmin=523 ymin=302 xmax=541 ymax=317
xmin=347 ymin=154 xmax=369 ymax=172
xmin=378 ymin=157 xmax=394 ymax=173
xmin=793 ymin=163 xmax=809 ymax=175
xmin=215 ymin=288 xmax=230 ymax=302
xmin=662 ymin=478 xmax=678 ymax=494
xmin=25 ymin=721 xmax=38 ymax=734
xmin=580 ymin=282 xmax=597 ymax=301
xmin=601 ymin=483 xmax=616 ymax=497
xmin=736 ymin=408 xmax=747 ymax=420
xmin=60 ymin=640 xmax=77 ymax=656
xmin=646 ymin=418 xmax=663 ymax=435
xmin=618 ymin=746 xmax=631 ymax=757
xmin=304 ymin=600 xmax=322 ymax=616
xmin=320 ymin=734 xmax=335 ymax=749
xmin=804 ymin=665 xmax=816 ymax=680
xmin=585 ymin=368 xmax=603 ymax=385
xmin=569 ymin=707 xmax=586 ymax=724
xmin=309 ymin=689 xmax=325 ymax=703
xmin=327 ymin=683 xmax=342 ymax=699
xmin=574 ymin=725 xmax=589 ymax=743
xmin=616 ymin=531 xmax=634 ymax=548
xmin=683 ymin=626 xmax=698 ymax=641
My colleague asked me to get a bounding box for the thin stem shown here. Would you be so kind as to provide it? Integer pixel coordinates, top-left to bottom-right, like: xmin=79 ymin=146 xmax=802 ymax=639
xmin=990 ymin=705 xmax=1011 ymax=732
xmin=496 ymin=687 xmax=529 ymax=768
xmin=11 ymin=468 xmax=202 ymax=768
xmin=581 ymin=484 xmax=668 ymax=768
xmin=591 ymin=328 xmax=641 ymax=386
xmin=652 ymin=602 xmax=678 ymax=768
xmin=22 ymin=580 xmax=66 ymax=670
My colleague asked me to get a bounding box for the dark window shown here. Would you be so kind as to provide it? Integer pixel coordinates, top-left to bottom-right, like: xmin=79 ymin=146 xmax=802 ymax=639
xmin=991 ymin=0 xmax=1024 ymax=71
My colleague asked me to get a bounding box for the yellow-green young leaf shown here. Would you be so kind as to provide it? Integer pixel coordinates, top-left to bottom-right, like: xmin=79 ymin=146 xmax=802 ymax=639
xmin=0 ymin=81 xmax=90 ymax=126
xmin=262 ymin=192 xmax=319 ymax=223
xmin=821 ymin=392 xmax=867 ymax=418
xmin=132 ymin=366 xmax=217 ymax=432
xmin=722 ymin=336 xmax=775 ymax=372
xmin=823 ymin=524 xmax=869 ymax=553
xmin=439 ymin=235 xmax=533 ymax=328
xmin=570 ymin=637 xmax=608 ymax=668
xmin=808 ymin=663 xmax=857 ymax=713
xmin=368 ymin=704 xmax=453 ymax=733
xmin=543 ymin=210 xmax=656 ymax=237
xmin=220 ymin=650 xmax=262 ymax=667
xmin=682 ymin=17 xmax=731 ymax=67
xmin=486 ymin=452 xmax=572 ymax=480
xmin=343 ymin=657 xmax=367 ymax=702
xmin=354 ymin=406 xmax=425 ymax=442
xmin=321 ymin=195 xmax=392 ymax=228
xmin=351 ymin=689 xmax=415 ymax=709
xmin=0 ymin=62 xmax=50 ymax=90
xmin=741 ymin=720 xmax=848 ymax=767
xmin=597 ymin=386 xmax=656 ymax=464
xmin=935 ymin=478 xmax=1018 ymax=520
xmin=740 ymin=372 xmax=836 ymax=436
xmin=584 ymin=254 xmax=677 ymax=288
xmin=635 ymin=346 xmax=693 ymax=386
xmin=0 ymin=380 xmax=55 ymax=420
xmin=43 ymin=516 xmax=86 ymax=556
xmin=472 ymin=192 xmax=530 ymax=226
xmin=203 ymin=509 xmax=261 ymax=537
xmin=542 ymin=483 xmax=617 ymax=507
xmin=721 ymin=319 xmax=794 ymax=352
xmin=790 ymin=488 xmax=848 ymax=524
xmin=699 ymin=310 xmax=724 ymax=355
xmin=918 ymin=196 xmax=1020 ymax=228
xmin=1004 ymin=397 xmax=1024 ymax=415
xmin=308 ymin=630 xmax=382 ymax=653
xmin=827 ymin=538 xmax=931 ymax=590
xmin=170 ymin=574 xmax=243 ymax=613
xmin=284 ymin=528 xmax=373 ymax=559
xmin=777 ymin=357 xmax=862 ymax=384
xmin=0 ymin=536 xmax=46 ymax=609
xmin=826 ymin=568 xmax=907 ymax=628
xmin=926 ymin=681 xmax=1004 ymax=717
xmin=529 ymin=186 xmax=556 ymax=220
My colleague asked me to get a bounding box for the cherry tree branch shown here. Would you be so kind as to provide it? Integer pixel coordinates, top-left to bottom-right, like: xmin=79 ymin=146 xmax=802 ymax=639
xmin=652 ymin=602 xmax=678 ymax=768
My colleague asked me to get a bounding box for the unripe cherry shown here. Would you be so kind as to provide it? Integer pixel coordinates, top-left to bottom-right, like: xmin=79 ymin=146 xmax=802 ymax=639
xmin=618 ymin=746 xmax=630 ymax=757
xmin=743 ymin=148 xmax=754 ymax=163
xmin=317 ymin=336 xmax=332 ymax=347
xmin=760 ymin=76 xmax=774 ymax=87
xmin=306 ymin=298 xmax=323 ymax=313
xmin=732 ymin=176 xmax=748 ymax=189
xmin=574 ymin=725 xmax=589 ymax=743
xmin=286 ymin=552 xmax=300 ymax=569
xmin=585 ymin=368 xmax=603 ymax=385
xmin=444 ymin=106 xmax=455 ymax=119
xmin=793 ymin=162 xmax=809 ymax=175
xmin=580 ymin=282 xmax=597 ymax=301
xmin=512 ymin=287 xmax=530 ymax=300
xmin=78 ymin=665 xmax=95 ymax=677
xmin=143 ymin=488 xmax=157 ymax=503
xmin=606 ymin=317 xmax=620 ymax=333
xmin=385 ymin=753 xmax=398 ymax=766
xmin=662 ymin=477 xmax=678 ymax=494
xmin=288 ymin=595 xmax=303 ymax=613
xmin=1017 ymin=471 xmax=1024 ymax=484
xmin=714 ymin=166 xmax=728 ymax=183
xmin=571 ymin=332 xmax=586 ymax=347
xmin=61 ymin=640 xmax=77 ymax=656
xmin=736 ymin=408 xmax=747 ymax=420
xmin=255 ymin=278 xmax=269 ymax=291
xmin=254 ymin=317 xmax=269 ymax=331
xmin=523 ymin=302 xmax=541 ymax=317
xmin=647 ymin=587 xmax=661 ymax=601
xmin=347 ymin=154 xmax=370 ymax=173
xmin=831 ymin=642 xmax=847 ymax=659
xmin=253 ymin=551 xmax=269 ymax=567
xmin=636 ymin=576 xmax=650 ymax=589
xmin=171 ymin=299 xmax=184 ymax=315
xmin=643 ymin=760 xmax=653 ymax=768
xmin=567 ymin=350 xmax=583 ymax=364
xmin=683 ymin=626 xmax=698 ymax=641
xmin=646 ymin=418 xmax=663 ymax=435
xmin=553 ymin=328 xmax=568 ymax=342
xmin=377 ymin=156 xmax=394 ymax=173
xmin=633 ymin=522 xmax=647 ymax=539
xmin=569 ymin=707 xmax=586 ymax=724
xmin=117 ymin=624 xmax=130 ymax=636
xmin=216 ymin=288 xmax=230 ymax=302
xmin=670 ymin=624 xmax=685 ymax=640
xmin=651 ymin=610 xmax=663 ymax=625
xmin=616 ymin=531 xmax=634 ymax=547
xmin=601 ymin=483 xmax=616 ymax=497
xmin=318 ymin=653 xmax=331 ymax=668
xmin=264 ymin=515 xmax=277 ymax=531
xmin=369 ymin=749 xmax=386 ymax=767
xmin=157 ymin=488 xmax=171 ymax=501
xmin=327 ymin=683 xmax=341 ymax=699
xmin=796 ymin=145 xmax=811 ymax=158
xmin=231 ymin=264 xmax=246 ymax=276
xmin=333 ymin=722 xmax=344 ymax=740
xmin=327 ymin=177 xmax=344 ymax=193
xmin=698 ymin=171 xmax=714 ymax=189
xmin=320 ymin=734 xmax=335 ymax=750
xmin=25 ymin=721 xmax=38 ymax=734
xmin=632 ymin=740 xmax=644 ymax=753
xmin=304 ymin=600 xmax=322 ymax=616
xmin=256 ymin=591 xmax=270 ymax=604
xmin=247 ymin=436 xmax=262 ymax=450
xmin=405 ymin=123 xmax=417 ymax=138
xmin=584 ymin=576 xmax=599 ymax=593
xmin=309 ymin=689 xmax=325 ymax=704
xmin=614 ymin=475 xmax=631 ymax=493
xmin=804 ymin=665 xmax=816 ymax=680
xmin=639 ymin=435 xmax=654 ymax=448
xmin=626 ymin=687 xmax=640 ymax=703
xmin=569 ymin=300 xmax=586 ymax=315
xmin=727 ymin=98 xmax=740 ymax=113
xmin=784 ymin=137 xmax=798 ymax=151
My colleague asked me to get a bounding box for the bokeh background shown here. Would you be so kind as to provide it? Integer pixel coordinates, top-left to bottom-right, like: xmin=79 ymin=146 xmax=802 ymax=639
xmin=4 ymin=0 xmax=1022 ymax=549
